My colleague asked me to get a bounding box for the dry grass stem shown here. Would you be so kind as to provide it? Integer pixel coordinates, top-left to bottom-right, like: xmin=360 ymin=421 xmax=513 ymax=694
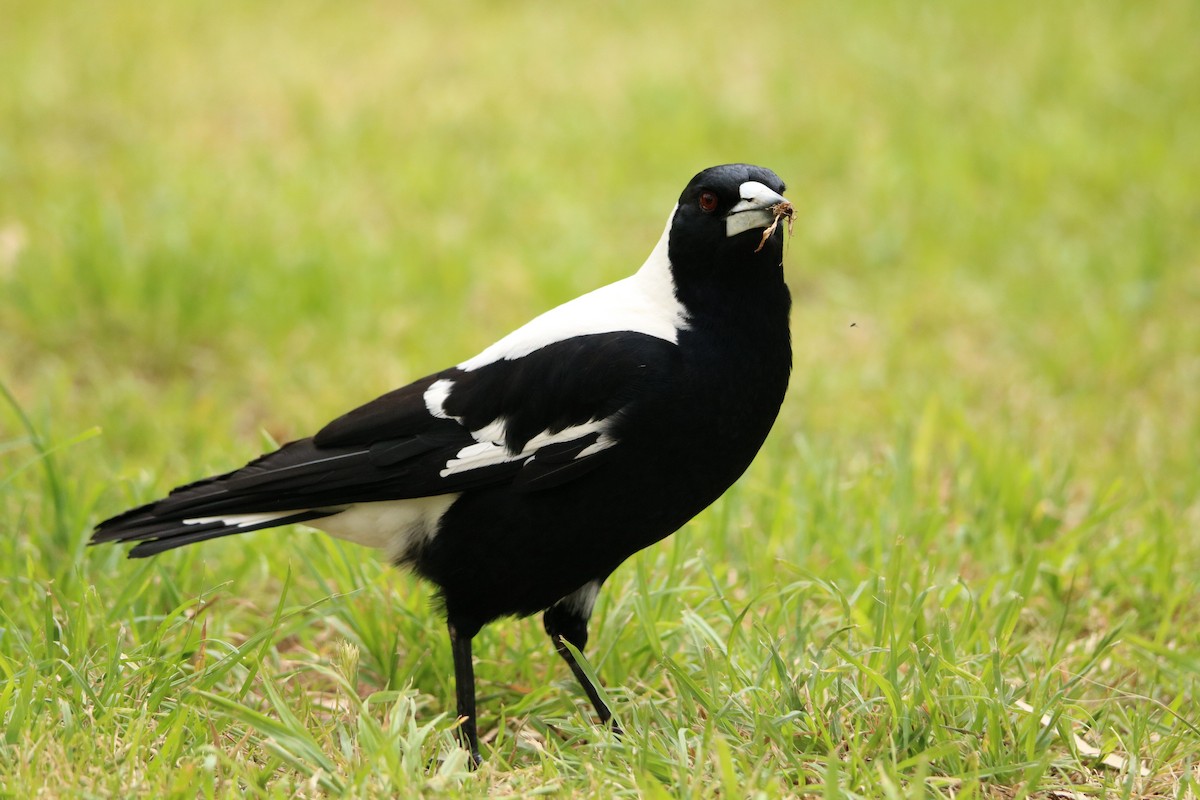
xmin=755 ymin=201 xmax=795 ymax=252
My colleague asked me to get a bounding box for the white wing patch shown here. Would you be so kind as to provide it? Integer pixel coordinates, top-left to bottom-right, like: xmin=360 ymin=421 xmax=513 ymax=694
xmin=440 ymin=418 xmax=616 ymax=478
xmin=458 ymin=208 xmax=688 ymax=372
xmin=576 ymin=434 xmax=616 ymax=459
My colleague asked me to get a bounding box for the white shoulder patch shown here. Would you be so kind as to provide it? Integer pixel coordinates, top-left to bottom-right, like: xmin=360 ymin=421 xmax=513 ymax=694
xmin=458 ymin=208 xmax=688 ymax=372
xmin=424 ymin=378 xmax=456 ymax=420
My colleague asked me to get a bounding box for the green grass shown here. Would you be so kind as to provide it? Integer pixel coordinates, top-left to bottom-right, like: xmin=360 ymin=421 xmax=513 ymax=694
xmin=3 ymin=0 xmax=1199 ymax=796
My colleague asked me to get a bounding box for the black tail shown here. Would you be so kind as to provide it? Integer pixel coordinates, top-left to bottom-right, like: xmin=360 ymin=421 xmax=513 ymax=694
xmin=91 ymin=507 xmax=335 ymax=558
xmin=91 ymin=439 xmax=341 ymax=557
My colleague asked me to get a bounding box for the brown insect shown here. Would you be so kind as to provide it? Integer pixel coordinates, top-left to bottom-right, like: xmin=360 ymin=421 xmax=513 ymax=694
xmin=755 ymin=201 xmax=796 ymax=253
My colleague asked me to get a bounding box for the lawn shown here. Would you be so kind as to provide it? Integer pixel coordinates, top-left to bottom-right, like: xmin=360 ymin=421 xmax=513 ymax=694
xmin=2 ymin=1 xmax=1198 ymax=796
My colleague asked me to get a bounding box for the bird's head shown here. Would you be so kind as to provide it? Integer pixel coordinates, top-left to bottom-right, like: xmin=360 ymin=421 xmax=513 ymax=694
xmin=667 ymin=164 xmax=791 ymax=277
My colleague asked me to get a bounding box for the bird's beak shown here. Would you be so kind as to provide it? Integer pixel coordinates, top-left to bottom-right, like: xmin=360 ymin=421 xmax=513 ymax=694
xmin=725 ymin=181 xmax=791 ymax=238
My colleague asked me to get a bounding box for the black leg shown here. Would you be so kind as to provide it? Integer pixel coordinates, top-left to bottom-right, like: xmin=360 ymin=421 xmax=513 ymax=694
xmin=543 ymin=581 xmax=623 ymax=735
xmin=448 ymin=622 xmax=483 ymax=766
xmin=550 ymin=632 xmax=623 ymax=735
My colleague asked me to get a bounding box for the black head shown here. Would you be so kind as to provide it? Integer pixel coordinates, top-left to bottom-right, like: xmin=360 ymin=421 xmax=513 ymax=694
xmin=667 ymin=164 xmax=790 ymax=278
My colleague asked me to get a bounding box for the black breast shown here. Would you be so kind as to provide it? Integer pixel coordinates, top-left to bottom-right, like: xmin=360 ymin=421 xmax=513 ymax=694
xmin=415 ymin=275 xmax=792 ymax=630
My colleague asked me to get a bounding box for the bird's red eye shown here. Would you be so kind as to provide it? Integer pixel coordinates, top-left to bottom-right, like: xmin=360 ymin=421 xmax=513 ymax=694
xmin=698 ymin=191 xmax=718 ymax=212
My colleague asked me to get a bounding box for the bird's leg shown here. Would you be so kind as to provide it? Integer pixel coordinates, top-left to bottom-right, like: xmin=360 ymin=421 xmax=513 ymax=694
xmin=551 ymin=629 xmax=622 ymax=735
xmin=543 ymin=582 xmax=622 ymax=735
xmin=448 ymin=621 xmax=483 ymax=766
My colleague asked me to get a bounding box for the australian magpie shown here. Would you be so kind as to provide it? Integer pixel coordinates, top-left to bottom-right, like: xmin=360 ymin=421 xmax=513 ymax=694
xmin=91 ymin=163 xmax=794 ymax=764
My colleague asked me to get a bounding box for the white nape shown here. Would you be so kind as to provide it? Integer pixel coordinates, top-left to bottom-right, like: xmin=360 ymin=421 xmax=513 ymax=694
xmin=457 ymin=207 xmax=689 ymax=372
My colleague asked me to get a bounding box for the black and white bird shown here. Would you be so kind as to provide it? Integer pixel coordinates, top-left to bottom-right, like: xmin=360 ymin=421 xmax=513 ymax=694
xmin=92 ymin=163 xmax=794 ymax=764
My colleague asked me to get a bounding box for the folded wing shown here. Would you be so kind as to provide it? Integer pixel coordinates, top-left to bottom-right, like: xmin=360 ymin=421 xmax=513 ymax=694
xmin=93 ymin=332 xmax=678 ymax=556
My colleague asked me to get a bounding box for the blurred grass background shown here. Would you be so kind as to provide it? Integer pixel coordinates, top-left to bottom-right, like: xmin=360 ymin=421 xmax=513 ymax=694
xmin=2 ymin=0 xmax=1198 ymax=797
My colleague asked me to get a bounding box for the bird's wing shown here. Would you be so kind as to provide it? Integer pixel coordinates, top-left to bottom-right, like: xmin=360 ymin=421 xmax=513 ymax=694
xmin=93 ymin=331 xmax=680 ymax=547
xmin=315 ymin=330 xmax=681 ymax=493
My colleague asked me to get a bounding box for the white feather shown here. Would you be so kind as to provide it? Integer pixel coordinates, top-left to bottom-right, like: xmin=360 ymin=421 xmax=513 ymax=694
xmin=575 ymin=433 xmax=616 ymax=459
xmin=556 ymin=580 xmax=601 ymax=618
xmin=424 ymin=378 xmax=456 ymax=419
xmin=184 ymin=511 xmax=297 ymax=528
xmin=440 ymin=419 xmax=615 ymax=477
xmin=183 ymin=496 xmax=459 ymax=563
xmin=310 ymin=494 xmax=460 ymax=562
